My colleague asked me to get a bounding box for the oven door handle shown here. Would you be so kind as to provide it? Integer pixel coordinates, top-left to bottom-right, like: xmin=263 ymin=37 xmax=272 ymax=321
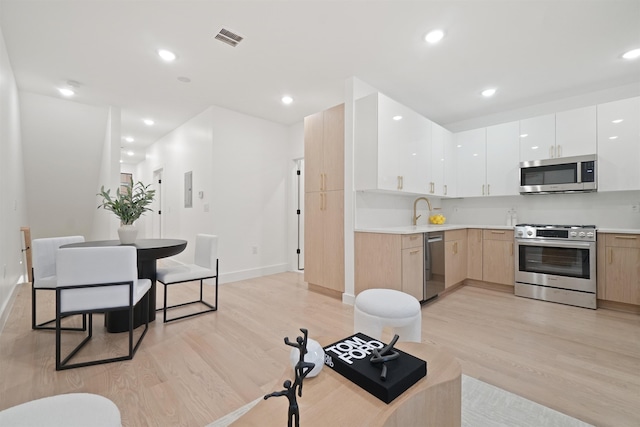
xmin=515 ymin=239 xmax=595 ymax=249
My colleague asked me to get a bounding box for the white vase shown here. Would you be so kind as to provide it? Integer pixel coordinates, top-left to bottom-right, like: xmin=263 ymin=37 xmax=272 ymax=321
xmin=289 ymin=338 xmax=325 ymax=378
xmin=118 ymin=224 xmax=138 ymax=244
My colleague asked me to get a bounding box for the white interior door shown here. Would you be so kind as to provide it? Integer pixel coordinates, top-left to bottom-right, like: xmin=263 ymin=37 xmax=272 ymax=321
xmin=152 ymin=169 xmax=163 ymax=238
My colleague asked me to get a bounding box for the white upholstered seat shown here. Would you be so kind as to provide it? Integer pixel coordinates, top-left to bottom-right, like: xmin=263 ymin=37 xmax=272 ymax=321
xmin=156 ymin=234 xmax=219 ymax=323
xmin=0 ymin=393 xmax=121 ymax=427
xmin=55 ymin=246 xmax=151 ymax=370
xmin=354 ymin=289 xmax=422 ymax=342
xmin=31 ymin=235 xmax=85 ymax=330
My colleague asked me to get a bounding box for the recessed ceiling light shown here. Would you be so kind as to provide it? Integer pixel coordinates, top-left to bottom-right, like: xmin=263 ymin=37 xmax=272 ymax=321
xmin=531 ymin=146 xmax=539 ymax=150
xmin=456 ymin=144 xmax=462 ymax=148
xmin=473 ymin=153 xmax=478 ymax=157
xmin=157 ymin=49 xmax=176 ymax=61
xmin=612 ymin=119 xmax=623 ymax=123
xmin=520 ymin=133 xmax=528 ymax=138
xmin=481 ymin=88 xmax=496 ymax=97
xmin=127 ymin=151 xmax=134 ymax=156
xmin=58 ymin=88 xmax=74 ymax=97
xmin=124 ymin=136 xmax=134 ymax=142
xmin=622 ymin=48 xmax=640 ymax=60
xmin=143 ymin=119 xmax=154 ymax=126
xmin=425 ymin=29 xmax=445 ymax=44
xmin=609 ymin=136 xmax=618 ymax=140
xmin=282 ymin=95 xmax=293 ymax=104
xmin=393 ymin=115 xmax=403 ymax=121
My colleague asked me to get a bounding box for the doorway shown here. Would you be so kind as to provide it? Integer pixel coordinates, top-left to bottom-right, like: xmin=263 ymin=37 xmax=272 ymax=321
xmin=152 ymin=169 xmax=163 ymax=238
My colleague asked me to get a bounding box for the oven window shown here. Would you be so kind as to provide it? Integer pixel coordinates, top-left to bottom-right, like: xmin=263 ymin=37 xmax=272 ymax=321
xmin=518 ymin=245 xmax=590 ymax=279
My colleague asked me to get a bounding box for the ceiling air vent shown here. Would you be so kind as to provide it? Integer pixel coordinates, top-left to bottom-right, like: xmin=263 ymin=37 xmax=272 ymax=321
xmin=215 ymin=28 xmax=244 ymax=47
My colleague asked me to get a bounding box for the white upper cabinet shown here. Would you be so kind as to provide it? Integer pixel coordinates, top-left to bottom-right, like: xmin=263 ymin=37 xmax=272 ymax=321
xmin=456 ymin=122 xmax=519 ymax=198
xmin=519 ymin=114 xmax=555 ymax=161
xmin=556 ymin=105 xmax=597 ymax=157
xmin=597 ymin=97 xmax=640 ymax=192
xmin=519 ymin=107 xmax=597 ymax=161
xmin=431 ymin=122 xmax=452 ymax=196
xmin=455 ymin=128 xmax=486 ymax=197
xmin=486 ymin=121 xmax=520 ymax=196
xmin=355 ymin=92 xmax=431 ymax=194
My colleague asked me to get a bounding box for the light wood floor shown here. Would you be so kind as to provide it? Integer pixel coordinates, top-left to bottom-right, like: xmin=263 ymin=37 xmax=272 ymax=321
xmin=1 ymin=272 xmax=639 ymax=427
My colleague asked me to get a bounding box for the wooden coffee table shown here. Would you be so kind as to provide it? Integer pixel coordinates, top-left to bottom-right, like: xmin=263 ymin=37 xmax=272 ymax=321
xmin=231 ymin=339 xmax=461 ymax=426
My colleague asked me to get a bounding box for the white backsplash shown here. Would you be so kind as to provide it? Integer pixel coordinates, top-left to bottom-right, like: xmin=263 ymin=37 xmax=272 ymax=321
xmin=356 ymin=190 xmax=640 ymax=229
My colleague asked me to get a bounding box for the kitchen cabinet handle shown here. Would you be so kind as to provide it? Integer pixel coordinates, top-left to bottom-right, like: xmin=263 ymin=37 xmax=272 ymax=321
xmin=558 ymin=145 xmax=562 ymax=157
xmin=487 ymin=184 xmax=490 ymax=195
xmin=323 ymin=173 xmax=327 ymax=191
xmin=607 ymin=247 xmax=612 ymax=264
xmin=614 ymin=235 xmax=637 ymax=240
xmin=444 ymin=185 xmax=447 ymax=195
xmin=549 ymin=146 xmax=554 ymax=158
xmin=397 ymin=176 xmax=403 ymax=190
xmin=409 ymin=249 xmax=420 ymax=255
xmin=491 ymin=231 xmax=506 ymax=234
xmin=482 ymin=184 xmax=485 ymax=196
xmin=454 ymin=241 xmax=458 ymax=254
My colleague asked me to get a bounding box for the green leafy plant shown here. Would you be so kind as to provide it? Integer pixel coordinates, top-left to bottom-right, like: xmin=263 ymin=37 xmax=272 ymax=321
xmin=97 ymin=181 xmax=156 ymax=225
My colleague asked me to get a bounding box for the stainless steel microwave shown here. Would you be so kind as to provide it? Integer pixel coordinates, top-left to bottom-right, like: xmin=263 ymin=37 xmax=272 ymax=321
xmin=519 ymin=154 xmax=597 ymax=194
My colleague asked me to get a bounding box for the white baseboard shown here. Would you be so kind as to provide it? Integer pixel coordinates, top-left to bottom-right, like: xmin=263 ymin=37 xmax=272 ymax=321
xmin=219 ymin=263 xmax=289 ymax=284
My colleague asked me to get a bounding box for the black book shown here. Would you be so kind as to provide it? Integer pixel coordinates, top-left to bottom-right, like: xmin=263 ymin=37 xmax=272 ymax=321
xmin=323 ymin=333 xmax=427 ymax=404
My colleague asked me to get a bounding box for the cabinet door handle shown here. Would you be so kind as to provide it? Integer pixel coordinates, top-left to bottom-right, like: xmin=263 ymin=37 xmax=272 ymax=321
xmin=410 ymin=249 xmax=420 ymax=255
xmin=487 ymin=184 xmax=490 ymax=195
xmin=454 ymin=241 xmax=458 ymax=254
xmin=607 ymin=247 xmax=612 ymax=264
xmin=557 ymin=145 xmax=562 ymax=157
xmin=614 ymin=235 xmax=637 ymax=240
xmin=397 ymin=176 xmax=402 ymax=190
xmin=549 ymin=146 xmax=554 ymax=158
xmin=491 ymin=231 xmax=506 ymax=234
xmin=482 ymin=184 xmax=485 ymax=195
xmin=444 ymin=184 xmax=447 ymax=196
xmin=511 ymin=243 xmax=514 ymax=256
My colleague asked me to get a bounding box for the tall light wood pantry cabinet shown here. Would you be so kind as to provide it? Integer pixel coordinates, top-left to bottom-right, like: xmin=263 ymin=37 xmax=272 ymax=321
xmin=304 ymin=103 xmax=345 ymax=294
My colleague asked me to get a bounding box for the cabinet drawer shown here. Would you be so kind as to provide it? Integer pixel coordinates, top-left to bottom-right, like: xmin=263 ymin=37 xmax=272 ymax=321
xmin=604 ymin=234 xmax=640 ymax=248
xmin=445 ymin=229 xmax=466 ymax=242
xmin=402 ymin=233 xmax=423 ymax=249
xmin=483 ymin=229 xmax=514 ymax=241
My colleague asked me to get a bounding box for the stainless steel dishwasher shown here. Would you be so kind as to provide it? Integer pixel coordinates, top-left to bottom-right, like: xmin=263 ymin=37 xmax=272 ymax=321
xmin=424 ymin=232 xmax=445 ymax=301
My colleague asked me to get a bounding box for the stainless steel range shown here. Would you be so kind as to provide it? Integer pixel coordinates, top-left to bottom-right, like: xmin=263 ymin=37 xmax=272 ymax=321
xmin=514 ymin=224 xmax=596 ymax=309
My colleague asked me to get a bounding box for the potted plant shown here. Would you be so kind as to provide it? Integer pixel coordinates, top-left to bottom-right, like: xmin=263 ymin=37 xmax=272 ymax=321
xmin=97 ymin=181 xmax=156 ymax=244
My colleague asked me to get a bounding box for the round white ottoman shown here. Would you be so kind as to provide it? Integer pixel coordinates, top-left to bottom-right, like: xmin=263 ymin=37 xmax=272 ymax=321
xmin=0 ymin=393 xmax=121 ymax=427
xmin=354 ymin=289 xmax=422 ymax=342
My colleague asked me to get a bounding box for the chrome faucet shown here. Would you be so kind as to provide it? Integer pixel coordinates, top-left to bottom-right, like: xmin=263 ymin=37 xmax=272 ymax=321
xmin=413 ymin=197 xmax=433 ymax=225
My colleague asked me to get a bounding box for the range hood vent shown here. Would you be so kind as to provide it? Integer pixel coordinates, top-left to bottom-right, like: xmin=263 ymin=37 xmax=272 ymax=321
xmin=215 ymin=28 xmax=244 ymax=47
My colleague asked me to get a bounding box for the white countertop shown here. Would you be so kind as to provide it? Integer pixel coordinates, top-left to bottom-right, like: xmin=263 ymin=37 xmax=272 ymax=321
xmin=355 ymin=225 xmax=640 ymax=235
xmin=354 ymin=224 xmax=514 ymax=234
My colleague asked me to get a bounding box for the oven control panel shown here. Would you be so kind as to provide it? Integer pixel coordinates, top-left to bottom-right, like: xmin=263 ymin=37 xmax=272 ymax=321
xmin=514 ymin=224 xmax=596 ymax=241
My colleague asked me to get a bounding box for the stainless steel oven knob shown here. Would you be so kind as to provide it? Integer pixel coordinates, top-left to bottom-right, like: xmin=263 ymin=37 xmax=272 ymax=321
xmin=527 ymin=230 xmax=533 ymax=236
xmin=579 ymin=232 xmax=586 ymax=237
xmin=517 ymin=230 xmax=523 ymax=237
xmin=570 ymin=231 xmax=577 ymax=237
xmin=587 ymin=232 xmax=594 ymax=238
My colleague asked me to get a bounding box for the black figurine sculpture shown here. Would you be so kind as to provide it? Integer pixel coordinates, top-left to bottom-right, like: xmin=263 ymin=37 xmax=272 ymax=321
xmin=264 ymin=328 xmax=316 ymax=427
xmin=370 ymin=334 xmax=400 ymax=381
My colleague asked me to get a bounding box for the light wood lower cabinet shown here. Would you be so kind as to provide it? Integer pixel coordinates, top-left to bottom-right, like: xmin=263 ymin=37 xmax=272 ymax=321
xmin=304 ymin=190 xmax=344 ymax=293
xmin=355 ymin=232 xmax=423 ymax=300
xmin=466 ymin=229 xmax=483 ymax=281
xmin=482 ymin=229 xmax=514 ymax=286
xmin=597 ymin=233 xmax=640 ymax=305
xmin=445 ymin=229 xmax=467 ymax=288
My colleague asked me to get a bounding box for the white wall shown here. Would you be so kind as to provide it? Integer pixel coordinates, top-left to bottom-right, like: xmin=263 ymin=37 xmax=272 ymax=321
xmin=0 ymin=25 xmax=28 ymax=325
xmin=20 ymin=92 xmax=109 ymax=240
xmin=137 ymin=105 xmax=293 ymax=283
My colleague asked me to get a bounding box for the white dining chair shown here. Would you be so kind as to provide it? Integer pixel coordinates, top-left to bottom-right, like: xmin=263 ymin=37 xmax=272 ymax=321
xmin=55 ymin=246 xmax=151 ymax=370
xmin=156 ymin=234 xmax=219 ymax=323
xmin=31 ymin=235 xmax=86 ymax=330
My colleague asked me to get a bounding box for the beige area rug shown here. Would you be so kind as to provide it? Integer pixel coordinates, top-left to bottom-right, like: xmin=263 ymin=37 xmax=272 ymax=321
xmin=208 ymin=375 xmax=593 ymax=427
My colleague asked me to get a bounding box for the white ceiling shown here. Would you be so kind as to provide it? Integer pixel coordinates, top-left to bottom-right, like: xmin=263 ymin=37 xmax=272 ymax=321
xmin=1 ymin=0 xmax=639 ymax=164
